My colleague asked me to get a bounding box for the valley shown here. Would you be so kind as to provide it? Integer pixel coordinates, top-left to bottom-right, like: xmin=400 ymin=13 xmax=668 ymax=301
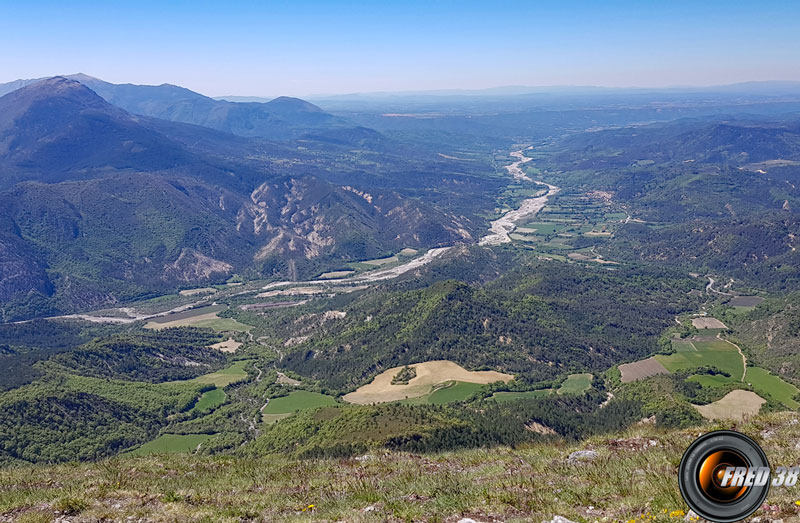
xmin=1 ymin=71 xmax=800 ymax=523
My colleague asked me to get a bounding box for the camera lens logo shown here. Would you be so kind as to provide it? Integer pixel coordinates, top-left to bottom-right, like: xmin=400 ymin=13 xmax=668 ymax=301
xmin=679 ymin=430 xmax=770 ymax=523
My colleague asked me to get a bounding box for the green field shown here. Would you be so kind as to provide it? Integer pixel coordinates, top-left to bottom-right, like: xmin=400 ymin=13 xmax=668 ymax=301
xmin=671 ymin=339 xmax=696 ymax=352
xmin=190 ymin=388 xmax=226 ymax=413
xmin=128 ymin=434 xmax=213 ymax=455
xmin=398 ymin=381 xmax=488 ymax=405
xmin=426 ymin=381 xmax=485 ymax=404
xmin=144 ymin=304 xmax=252 ymax=332
xmin=189 ymin=360 xmax=250 ymax=387
xmin=190 ymin=317 xmax=253 ymax=332
xmin=656 ymin=340 xmax=744 ymax=380
xmin=558 ymin=373 xmax=592 ymax=395
xmin=745 ymin=367 xmax=800 ymax=409
xmin=687 ymin=366 xmax=799 ymax=409
xmin=147 ymin=305 xmax=226 ymax=324
xmin=521 ymin=222 xmax=565 ymax=235
xmin=351 ymin=255 xmax=398 ymax=269
xmin=507 ymin=190 xmax=625 ymax=259
xmin=490 ymin=389 xmax=553 ymax=401
xmin=263 ymin=390 xmax=337 ymax=415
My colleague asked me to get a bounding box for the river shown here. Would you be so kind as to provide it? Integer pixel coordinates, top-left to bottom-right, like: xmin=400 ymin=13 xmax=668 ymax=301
xmin=43 ymin=147 xmax=559 ymax=322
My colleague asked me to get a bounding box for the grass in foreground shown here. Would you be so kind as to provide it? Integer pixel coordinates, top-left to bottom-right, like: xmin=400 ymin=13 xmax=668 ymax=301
xmin=6 ymin=413 xmax=800 ymax=522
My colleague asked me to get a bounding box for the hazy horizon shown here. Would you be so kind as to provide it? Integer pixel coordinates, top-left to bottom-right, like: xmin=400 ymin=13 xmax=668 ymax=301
xmin=2 ymin=0 xmax=799 ymax=98
xmin=4 ymin=73 xmax=800 ymax=102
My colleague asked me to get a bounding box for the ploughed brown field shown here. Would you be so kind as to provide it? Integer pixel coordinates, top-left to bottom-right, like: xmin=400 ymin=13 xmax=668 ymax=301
xmin=618 ymin=357 xmax=670 ymax=383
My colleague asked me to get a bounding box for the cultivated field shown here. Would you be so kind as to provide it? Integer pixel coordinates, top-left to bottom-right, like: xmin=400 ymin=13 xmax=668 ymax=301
xmin=691 ymin=317 xmax=727 ymax=329
xmin=502 ymin=189 xmax=626 ymax=260
xmin=188 ymin=360 xmax=250 ymax=387
xmin=189 ymin=317 xmax=252 ymax=332
xmin=729 ymin=295 xmax=765 ymax=310
xmin=209 ymin=338 xmax=242 ymax=353
xmin=178 ymin=287 xmax=217 ymax=296
xmin=619 ymin=358 xmax=670 ymax=382
xmin=276 ymin=372 xmax=301 ymax=385
xmin=145 ymin=304 xmax=224 ymax=325
xmin=127 ymin=434 xmax=213 ymax=455
xmin=426 ymin=381 xmax=485 ymax=404
xmin=558 ymin=373 xmax=593 ymax=394
xmin=745 ymin=367 xmax=800 ymax=409
xmin=264 ymin=391 xmax=337 ymax=415
xmin=401 ymin=381 xmax=486 ymax=405
xmin=359 ymin=255 xmax=399 ymax=266
xmin=342 ymin=360 xmax=513 ymax=405
xmin=190 ymin=388 xmax=226 ymax=413
xmin=262 ymin=390 xmax=336 ymax=423
xmin=655 ymin=339 xmax=744 ymax=380
xmin=670 ymin=339 xmax=696 ymax=352
xmin=694 ymin=390 xmax=766 ymax=421
xmin=144 ymin=305 xmax=251 ymax=332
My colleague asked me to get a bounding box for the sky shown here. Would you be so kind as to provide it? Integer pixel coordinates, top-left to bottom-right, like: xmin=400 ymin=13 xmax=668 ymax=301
xmin=1 ymin=0 xmax=799 ymax=98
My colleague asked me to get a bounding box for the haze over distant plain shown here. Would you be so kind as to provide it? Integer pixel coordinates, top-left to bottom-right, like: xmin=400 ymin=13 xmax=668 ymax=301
xmin=1 ymin=0 xmax=799 ymax=98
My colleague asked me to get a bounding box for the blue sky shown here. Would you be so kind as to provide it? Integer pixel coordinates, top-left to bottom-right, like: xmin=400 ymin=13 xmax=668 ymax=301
xmin=1 ymin=0 xmax=798 ymax=97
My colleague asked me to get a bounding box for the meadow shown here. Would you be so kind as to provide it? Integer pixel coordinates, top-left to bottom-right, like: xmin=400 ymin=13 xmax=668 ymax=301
xmin=263 ymin=391 xmax=337 ymax=415
xmin=127 ymin=434 xmax=214 ymax=456
xmin=190 ymin=388 xmax=226 ymax=413
xmin=401 ymin=381 xmax=486 ymax=405
xmin=187 ymin=360 xmax=250 ymax=387
xmin=655 ymin=339 xmax=744 ymax=380
xmin=557 ymin=373 xmax=593 ymax=395
xmin=144 ymin=305 xmax=252 ymax=332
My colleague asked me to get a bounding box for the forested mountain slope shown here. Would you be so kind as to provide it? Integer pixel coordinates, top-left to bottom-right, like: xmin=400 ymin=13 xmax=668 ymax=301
xmin=0 ymin=79 xmax=483 ymax=321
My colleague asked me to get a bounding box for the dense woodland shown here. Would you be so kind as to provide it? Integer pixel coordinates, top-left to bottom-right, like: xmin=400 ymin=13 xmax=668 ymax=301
xmin=50 ymin=328 xmax=226 ymax=383
xmin=540 ymin=118 xmax=800 ymax=290
xmin=280 ymin=261 xmax=698 ymax=391
xmin=246 ymin=391 xmax=645 ymax=459
xmin=1 ymin=78 xmax=800 ymax=468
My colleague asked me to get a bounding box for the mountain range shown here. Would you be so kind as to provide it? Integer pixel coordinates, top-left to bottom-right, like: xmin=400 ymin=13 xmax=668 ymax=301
xmin=0 ymin=77 xmax=478 ymax=321
xmin=0 ymin=74 xmax=378 ymax=142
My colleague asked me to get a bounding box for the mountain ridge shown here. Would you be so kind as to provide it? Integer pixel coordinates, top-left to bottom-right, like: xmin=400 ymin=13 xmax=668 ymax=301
xmin=0 ymin=78 xmax=478 ymax=321
xmin=0 ymin=74 xmax=368 ymax=141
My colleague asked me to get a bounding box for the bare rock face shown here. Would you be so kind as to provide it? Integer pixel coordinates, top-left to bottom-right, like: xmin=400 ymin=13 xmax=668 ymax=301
xmin=162 ymin=249 xmax=233 ymax=283
xmin=244 ymin=177 xmax=474 ymax=263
